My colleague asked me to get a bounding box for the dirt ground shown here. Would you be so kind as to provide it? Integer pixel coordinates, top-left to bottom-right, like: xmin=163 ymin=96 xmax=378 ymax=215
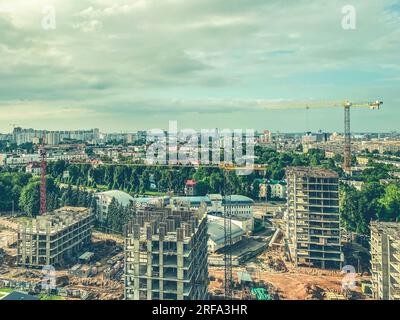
xmin=209 ymin=248 xmax=370 ymax=300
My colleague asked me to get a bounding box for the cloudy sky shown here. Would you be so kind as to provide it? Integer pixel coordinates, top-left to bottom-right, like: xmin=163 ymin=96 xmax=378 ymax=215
xmin=0 ymin=0 xmax=399 ymax=133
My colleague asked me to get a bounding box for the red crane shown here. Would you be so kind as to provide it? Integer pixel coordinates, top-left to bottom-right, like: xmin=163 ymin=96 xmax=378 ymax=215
xmin=39 ymin=132 xmax=47 ymax=215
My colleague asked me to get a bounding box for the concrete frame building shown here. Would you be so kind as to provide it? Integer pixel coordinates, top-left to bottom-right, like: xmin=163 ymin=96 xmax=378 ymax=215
xmin=370 ymin=221 xmax=400 ymax=300
xmin=17 ymin=207 xmax=93 ymax=268
xmin=124 ymin=204 xmax=208 ymax=300
xmin=286 ymin=167 xmax=343 ymax=269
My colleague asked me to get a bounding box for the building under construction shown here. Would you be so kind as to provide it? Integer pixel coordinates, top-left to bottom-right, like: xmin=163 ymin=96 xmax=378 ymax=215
xmin=124 ymin=203 xmax=209 ymax=300
xmin=370 ymin=221 xmax=400 ymax=300
xmin=17 ymin=207 xmax=93 ymax=268
xmin=286 ymin=167 xmax=343 ymax=269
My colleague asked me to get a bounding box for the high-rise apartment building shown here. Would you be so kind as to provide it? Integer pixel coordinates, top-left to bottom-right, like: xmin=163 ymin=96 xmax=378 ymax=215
xmin=124 ymin=204 xmax=209 ymax=300
xmin=370 ymin=221 xmax=400 ymax=300
xmin=12 ymin=127 xmax=100 ymax=145
xmin=286 ymin=167 xmax=343 ymax=269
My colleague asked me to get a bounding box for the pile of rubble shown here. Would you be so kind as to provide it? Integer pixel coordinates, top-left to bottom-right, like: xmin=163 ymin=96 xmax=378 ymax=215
xmin=67 ymin=277 xmax=124 ymax=300
xmin=264 ymin=255 xmax=288 ymax=272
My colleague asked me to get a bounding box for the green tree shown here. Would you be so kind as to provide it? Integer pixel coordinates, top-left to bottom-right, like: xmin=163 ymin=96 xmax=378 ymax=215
xmin=251 ymin=180 xmax=260 ymax=200
xmin=195 ymin=181 xmax=209 ymax=196
xmin=19 ymin=180 xmax=41 ymax=217
xmin=378 ymin=184 xmax=400 ymax=221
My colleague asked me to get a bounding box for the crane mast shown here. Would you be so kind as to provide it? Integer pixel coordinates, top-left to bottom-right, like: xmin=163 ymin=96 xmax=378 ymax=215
xmin=223 ymin=173 xmax=233 ymax=300
xmin=342 ymin=100 xmax=382 ymax=175
xmin=343 ymin=103 xmax=351 ymax=174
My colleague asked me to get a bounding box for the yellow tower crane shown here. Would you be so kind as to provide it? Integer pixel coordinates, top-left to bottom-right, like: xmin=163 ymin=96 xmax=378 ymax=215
xmin=265 ymin=99 xmax=383 ymax=175
xmin=341 ymin=100 xmax=382 ymax=174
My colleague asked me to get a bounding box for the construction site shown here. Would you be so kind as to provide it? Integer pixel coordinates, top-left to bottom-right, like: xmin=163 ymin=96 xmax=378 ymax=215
xmin=0 ymin=211 xmax=128 ymax=300
xmin=0 ymin=203 xmax=374 ymax=300
xmin=0 ymin=129 xmax=376 ymax=300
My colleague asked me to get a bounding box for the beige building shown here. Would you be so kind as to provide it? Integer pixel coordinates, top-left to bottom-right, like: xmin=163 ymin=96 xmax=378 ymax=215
xmin=286 ymin=167 xmax=343 ymax=269
xmin=362 ymin=140 xmax=400 ymax=154
xmin=356 ymin=156 xmax=370 ymax=166
xmin=370 ymin=221 xmax=400 ymax=300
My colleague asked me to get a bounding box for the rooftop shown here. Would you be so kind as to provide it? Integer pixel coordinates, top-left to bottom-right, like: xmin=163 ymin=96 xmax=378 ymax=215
xmin=18 ymin=207 xmax=92 ymax=235
xmin=370 ymin=221 xmax=400 ymax=239
xmin=0 ymin=291 xmax=39 ymax=301
xmin=208 ymin=217 xmax=244 ymax=245
xmin=286 ymin=166 xmax=339 ymax=178
xmin=125 ymin=203 xmax=208 ymax=241
xmin=96 ymin=190 xmax=134 ymax=206
xmin=79 ymin=251 xmax=94 ymax=261
xmin=185 ymin=179 xmax=197 ymax=186
xmin=222 ymin=195 xmax=254 ymax=204
xmin=172 ymin=196 xmax=212 ymax=205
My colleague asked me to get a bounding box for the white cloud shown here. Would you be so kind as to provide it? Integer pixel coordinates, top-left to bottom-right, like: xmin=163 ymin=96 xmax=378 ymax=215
xmin=0 ymin=0 xmax=399 ymax=132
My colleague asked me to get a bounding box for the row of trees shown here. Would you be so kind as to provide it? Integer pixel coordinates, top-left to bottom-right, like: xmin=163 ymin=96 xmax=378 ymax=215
xmin=0 ymin=172 xmax=31 ymax=211
xmin=255 ymin=147 xmax=343 ymax=179
xmin=45 ymin=148 xmax=339 ymax=198
xmin=0 ymin=172 xmax=95 ymax=217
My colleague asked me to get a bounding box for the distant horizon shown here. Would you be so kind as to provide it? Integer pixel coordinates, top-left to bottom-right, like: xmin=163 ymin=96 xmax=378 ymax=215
xmin=1 ymin=126 xmax=398 ymax=136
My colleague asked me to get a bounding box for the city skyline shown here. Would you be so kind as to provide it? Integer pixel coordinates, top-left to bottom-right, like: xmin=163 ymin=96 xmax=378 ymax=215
xmin=0 ymin=0 xmax=399 ymax=132
xmin=1 ymin=126 xmax=399 ymax=135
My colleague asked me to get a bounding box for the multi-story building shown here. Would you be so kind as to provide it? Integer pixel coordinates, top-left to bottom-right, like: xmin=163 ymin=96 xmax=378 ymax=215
xmin=361 ymin=140 xmax=400 ymax=154
xmin=258 ymin=179 xmax=287 ymax=199
xmin=17 ymin=207 xmax=93 ymax=268
xmin=124 ymin=204 xmax=209 ymax=300
xmin=285 ymin=167 xmax=343 ymax=269
xmin=184 ymin=180 xmax=197 ymax=196
xmin=12 ymin=127 xmax=99 ymax=145
xmin=259 ymin=130 xmax=273 ymax=144
xmin=25 ymin=162 xmax=42 ymax=176
xmin=370 ymin=221 xmax=400 ymax=300
xmin=46 ymin=132 xmax=60 ymax=145
xmin=268 ymin=180 xmax=287 ymax=199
